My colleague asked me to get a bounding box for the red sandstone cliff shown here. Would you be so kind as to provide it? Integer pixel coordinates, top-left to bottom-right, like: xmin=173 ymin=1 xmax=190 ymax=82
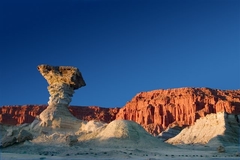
xmin=1 ymin=87 xmax=240 ymax=135
xmin=68 ymin=106 xmax=119 ymax=122
xmin=0 ymin=105 xmax=47 ymax=125
xmin=116 ymin=87 xmax=240 ymax=135
xmin=0 ymin=105 xmax=119 ymax=125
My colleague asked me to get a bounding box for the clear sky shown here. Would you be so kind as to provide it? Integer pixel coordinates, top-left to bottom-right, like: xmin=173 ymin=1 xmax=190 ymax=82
xmin=0 ymin=0 xmax=239 ymax=108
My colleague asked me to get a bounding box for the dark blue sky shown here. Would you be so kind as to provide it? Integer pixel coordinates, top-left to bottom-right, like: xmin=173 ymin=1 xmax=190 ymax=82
xmin=1 ymin=0 xmax=239 ymax=108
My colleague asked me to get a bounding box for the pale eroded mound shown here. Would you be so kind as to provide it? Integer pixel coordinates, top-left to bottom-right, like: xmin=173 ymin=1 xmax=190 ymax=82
xmin=92 ymin=120 xmax=169 ymax=148
xmin=74 ymin=120 xmax=169 ymax=148
xmin=97 ymin=120 xmax=150 ymax=140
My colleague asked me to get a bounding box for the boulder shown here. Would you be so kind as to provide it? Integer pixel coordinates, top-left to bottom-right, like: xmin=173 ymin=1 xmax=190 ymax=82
xmin=65 ymin=135 xmax=78 ymax=146
xmin=217 ymin=145 xmax=225 ymax=153
xmin=1 ymin=136 xmax=17 ymax=148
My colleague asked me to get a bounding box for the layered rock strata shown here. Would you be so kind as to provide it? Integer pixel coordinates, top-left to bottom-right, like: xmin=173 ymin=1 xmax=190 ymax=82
xmin=37 ymin=64 xmax=86 ymax=129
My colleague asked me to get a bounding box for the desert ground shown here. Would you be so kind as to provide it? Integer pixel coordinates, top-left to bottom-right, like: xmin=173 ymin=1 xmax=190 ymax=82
xmin=1 ymin=116 xmax=240 ymax=160
xmin=1 ymin=143 xmax=240 ymax=160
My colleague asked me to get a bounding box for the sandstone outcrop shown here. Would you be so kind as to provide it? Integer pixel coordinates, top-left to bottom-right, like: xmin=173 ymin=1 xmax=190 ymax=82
xmin=37 ymin=64 xmax=86 ymax=129
xmin=116 ymin=87 xmax=240 ymax=135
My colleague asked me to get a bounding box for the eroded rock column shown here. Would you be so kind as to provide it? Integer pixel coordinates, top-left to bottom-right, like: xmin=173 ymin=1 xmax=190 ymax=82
xmin=37 ymin=64 xmax=86 ymax=129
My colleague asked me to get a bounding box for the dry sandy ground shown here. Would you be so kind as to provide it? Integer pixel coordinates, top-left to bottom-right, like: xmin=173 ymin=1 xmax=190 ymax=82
xmin=1 ymin=142 xmax=240 ymax=160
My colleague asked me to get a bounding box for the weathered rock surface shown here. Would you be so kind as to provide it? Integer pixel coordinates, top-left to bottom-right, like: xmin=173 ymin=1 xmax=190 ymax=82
xmin=0 ymin=136 xmax=16 ymax=148
xmin=37 ymin=64 xmax=86 ymax=129
xmin=17 ymin=129 xmax=33 ymax=143
xmin=116 ymin=87 xmax=240 ymax=135
xmin=0 ymin=128 xmax=33 ymax=148
xmin=0 ymin=124 xmax=7 ymax=139
xmin=37 ymin=64 xmax=86 ymax=89
xmin=158 ymin=125 xmax=184 ymax=141
xmin=65 ymin=135 xmax=78 ymax=146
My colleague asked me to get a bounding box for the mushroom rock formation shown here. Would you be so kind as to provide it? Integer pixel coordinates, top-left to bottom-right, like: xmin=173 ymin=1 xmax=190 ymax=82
xmin=37 ymin=64 xmax=86 ymax=129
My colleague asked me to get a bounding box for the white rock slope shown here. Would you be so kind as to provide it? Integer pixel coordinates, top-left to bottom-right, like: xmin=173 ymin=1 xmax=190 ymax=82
xmin=167 ymin=112 xmax=240 ymax=146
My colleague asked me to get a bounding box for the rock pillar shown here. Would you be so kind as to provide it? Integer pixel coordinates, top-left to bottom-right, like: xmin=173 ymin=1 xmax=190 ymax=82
xmin=37 ymin=64 xmax=86 ymax=129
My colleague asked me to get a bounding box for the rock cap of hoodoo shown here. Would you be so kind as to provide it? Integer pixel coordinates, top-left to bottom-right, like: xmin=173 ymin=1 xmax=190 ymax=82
xmin=37 ymin=64 xmax=86 ymax=90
